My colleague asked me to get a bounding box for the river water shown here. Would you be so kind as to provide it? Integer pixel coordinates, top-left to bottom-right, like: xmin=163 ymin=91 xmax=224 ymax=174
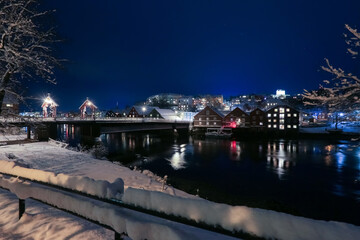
xmin=58 ymin=126 xmax=360 ymax=225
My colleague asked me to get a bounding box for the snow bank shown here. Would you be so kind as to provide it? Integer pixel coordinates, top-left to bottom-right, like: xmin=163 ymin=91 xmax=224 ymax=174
xmin=0 ymin=176 xmax=235 ymax=240
xmin=0 ymin=160 xmax=123 ymax=199
xmin=123 ymin=188 xmax=360 ymax=240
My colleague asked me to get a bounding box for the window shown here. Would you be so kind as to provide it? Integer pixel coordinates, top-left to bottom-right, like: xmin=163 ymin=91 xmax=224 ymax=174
xmin=206 ymin=117 xmax=209 ymax=120
xmin=199 ymin=122 xmax=202 ymax=125
xmin=274 ymin=108 xmax=278 ymax=112
xmin=206 ymin=122 xmax=209 ymax=125
xmin=274 ymin=119 xmax=277 ymax=123
xmin=267 ymin=113 xmax=271 ymax=117
xmin=260 ymin=122 xmax=263 ymax=126
xmin=287 ymin=113 xmax=291 ymax=117
xmin=293 ymin=113 xmax=297 ymax=117
xmin=279 ymin=125 xmax=284 ymax=130
xmin=279 ymin=114 xmax=284 ymax=119
xmin=287 ymin=125 xmax=291 ymax=128
xmin=268 ymin=119 xmax=272 ymax=122
xmin=293 ymin=125 xmax=297 ymax=128
xmin=268 ymin=124 xmax=272 ymax=128
xmin=273 ymin=124 xmax=277 ymax=128
xmin=6 ymin=104 xmax=13 ymax=107
xmin=214 ymin=122 xmax=217 ymax=125
xmin=199 ymin=117 xmax=202 ymax=120
xmin=280 ymin=119 xmax=284 ymax=124
xmin=273 ymin=113 xmax=277 ymax=117
xmin=230 ymin=118 xmax=233 ymax=121
xmin=279 ymin=108 xmax=284 ymax=113
xmin=286 ymin=108 xmax=290 ymax=112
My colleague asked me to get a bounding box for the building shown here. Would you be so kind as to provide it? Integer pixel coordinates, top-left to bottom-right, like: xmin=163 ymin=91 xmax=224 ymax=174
xmin=266 ymin=105 xmax=299 ymax=131
xmin=1 ymin=92 xmax=19 ymax=115
xmin=79 ymin=97 xmax=97 ymax=119
xmin=41 ymin=94 xmax=58 ymax=118
xmin=223 ymin=107 xmax=249 ymax=128
xmin=193 ymin=106 xmax=224 ymax=127
xmin=249 ymin=108 xmax=266 ymax=128
xmin=127 ymin=106 xmax=154 ymax=118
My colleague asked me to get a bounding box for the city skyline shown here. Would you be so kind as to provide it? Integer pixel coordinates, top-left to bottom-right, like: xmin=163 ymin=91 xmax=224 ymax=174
xmin=25 ymin=0 xmax=360 ymax=111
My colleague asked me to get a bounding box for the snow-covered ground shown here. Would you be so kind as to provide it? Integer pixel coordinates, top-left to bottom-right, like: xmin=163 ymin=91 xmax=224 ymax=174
xmin=0 ymin=133 xmax=27 ymax=142
xmin=300 ymin=123 xmax=360 ymax=134
xmin=1 ymin=141 xmax=360 ymax=240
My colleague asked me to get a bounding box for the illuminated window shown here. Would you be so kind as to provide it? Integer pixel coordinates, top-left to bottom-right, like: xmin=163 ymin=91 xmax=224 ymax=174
xmin=279 ymin=125 xmax=284 ymax=130
xmin=286 ymin=108 xmax=290 ymax=112
xmin=6 ymin=104 xmax=13 ymax=107
xmin=279 ymin=114 xmax=284 ymax=119
xmin=267 ymin=113 xmax=271 ymax=117
xmin=287 ymin=125 xmax=291 ymax=128
xmin=230 ymin=118 xmax=233 ymax=121
xmin=199 ymin=117 xmax=202 ymax=120
xmin=273 ymin=124 xmax=277 ymax=128
xmin=280 ymin=119 xmax=284 ymax=124
xmin=274 ymin=108 xmax=278 ymax=112
xmin=287 ymin=113 xmax=291 ymax=117
xmin=268 ymin=124 xmax=272 ymax=128
xmin=214 ymin=122 xmax=217 ymax=125
xmin=199 ymin=122 xmax=202 ymax=125
xmin=293 ymin=125 xmax=297 ymax=128
xmin=268 ymin=119 xmax=272 ymax=122
xmin=274 ymin=119 xmax=277 ymax=123
xmin=293 ymin=113 xmax=297 ymax=117
xmin=273 ymin=113 xmax=277 ymax=117
xmin=206 ymin=122 xmax=209 ymax=125
xmin=279 ymin=108 xmax=284 ymax=113
xmin=206 ymin=117 xmax=209 ymax=120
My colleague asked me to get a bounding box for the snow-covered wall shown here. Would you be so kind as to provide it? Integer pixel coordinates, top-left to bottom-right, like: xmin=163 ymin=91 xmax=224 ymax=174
xmin=0 ymin=160 xmax=123 ymax=199
xmin=123 ymin=187 xmax=360 ymax=240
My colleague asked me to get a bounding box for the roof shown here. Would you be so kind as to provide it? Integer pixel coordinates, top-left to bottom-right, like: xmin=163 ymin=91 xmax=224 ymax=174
xmin=41 ymin=94 xmax=58 ymax=108
xmin=79 ymin=98 xmax=98 ymax=110
xmin=152 ymin=108 xmax=180 ymax=120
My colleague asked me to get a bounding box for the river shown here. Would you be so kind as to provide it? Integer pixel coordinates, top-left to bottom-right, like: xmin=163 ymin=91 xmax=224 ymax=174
xmin=58 ymin=126 xmax=360 ymax=225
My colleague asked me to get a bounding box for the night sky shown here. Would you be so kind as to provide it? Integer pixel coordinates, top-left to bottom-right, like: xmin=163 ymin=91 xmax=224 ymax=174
xmin=28 ymin=0 xmax=360 ymax=111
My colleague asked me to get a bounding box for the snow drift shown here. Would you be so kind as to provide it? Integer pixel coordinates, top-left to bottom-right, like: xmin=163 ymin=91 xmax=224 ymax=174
xmin=0 ymin=160 xmax=123 ymax=199
xmin=123 ymin=187 xmax=360 ymax=240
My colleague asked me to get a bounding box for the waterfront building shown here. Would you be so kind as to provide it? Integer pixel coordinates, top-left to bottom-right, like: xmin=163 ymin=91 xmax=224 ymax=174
xmin=148 ymin=108 xmax=180 ymax=120
xmin=266 ymin=105 xmax=299 ymax=131
xmin=193 ymin=106 xmax=224 ymax=127
xmin=249 ymin=108 xmax=266 ymax=128
xmin=223 ymin=107 xmax=250 ymax=128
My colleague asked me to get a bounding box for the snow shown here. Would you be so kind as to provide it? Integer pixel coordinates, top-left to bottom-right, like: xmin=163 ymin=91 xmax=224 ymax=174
xmin=123 ymin=188 xmax=360 ymax=240
xmin=1 ymin=141 xmax=360 ymax=240
xmin=0 ymin=188 xmax=113 ymax=240
xmin=0 ymin=176 xmax=238 ymax=240
xmin=0 ymin=133 xmax=27 ymax=142
xmin=0 ymin=160 xmax=124 ymax=199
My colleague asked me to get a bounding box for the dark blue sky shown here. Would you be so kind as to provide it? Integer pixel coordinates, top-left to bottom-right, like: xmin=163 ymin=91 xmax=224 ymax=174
xmin=30 ymin=0 xmax=360 ymax=111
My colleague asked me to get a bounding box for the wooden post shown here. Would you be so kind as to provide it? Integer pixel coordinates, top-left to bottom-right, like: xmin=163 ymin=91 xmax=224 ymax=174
xmin=19 ymin=199 xmax=25 ymax=219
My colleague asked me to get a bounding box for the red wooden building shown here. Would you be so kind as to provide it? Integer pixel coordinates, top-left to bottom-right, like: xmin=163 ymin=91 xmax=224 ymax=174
xmin=41 ymin=94 xmax=58 ymax=118
xmin=79 ymin=97 xmax=98 ymax=119
xmin=193 ymin=106 xmax=224 ymax=127
xmin=223 ymin=107 xmax=249 ymax=128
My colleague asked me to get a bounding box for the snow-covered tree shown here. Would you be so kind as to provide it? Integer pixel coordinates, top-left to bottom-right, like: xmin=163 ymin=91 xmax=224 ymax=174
xmin=303 ymin=24 xmax=360 ymax=128
xmin=0 ymin=0 xmax=60 ymax=114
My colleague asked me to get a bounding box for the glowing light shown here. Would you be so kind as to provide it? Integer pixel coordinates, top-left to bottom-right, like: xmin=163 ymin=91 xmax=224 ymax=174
xmin=142 ymin=107 xmax=146 ymax=112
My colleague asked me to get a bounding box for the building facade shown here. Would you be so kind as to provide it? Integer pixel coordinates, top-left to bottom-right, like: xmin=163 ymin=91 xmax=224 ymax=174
xmin=266 ymin=105 xmax=299 ymax=131
xmin=193 ymin=106 xmax=224 ymax=127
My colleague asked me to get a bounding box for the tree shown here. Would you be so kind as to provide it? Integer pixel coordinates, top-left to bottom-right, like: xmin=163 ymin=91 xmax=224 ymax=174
xmin=303 ymin=24 xmax=360 ymax=129
xmin=0 ymin=0 xmax=60 ymax=114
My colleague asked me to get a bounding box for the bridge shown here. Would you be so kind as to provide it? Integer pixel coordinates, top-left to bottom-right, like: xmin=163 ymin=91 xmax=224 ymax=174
xmin=1 ymin=116 xmax=191 ymax=140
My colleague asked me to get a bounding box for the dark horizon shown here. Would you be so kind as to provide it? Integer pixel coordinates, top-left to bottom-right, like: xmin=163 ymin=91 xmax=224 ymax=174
xmin=23 ymin=0 xmax=360 ymax=112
